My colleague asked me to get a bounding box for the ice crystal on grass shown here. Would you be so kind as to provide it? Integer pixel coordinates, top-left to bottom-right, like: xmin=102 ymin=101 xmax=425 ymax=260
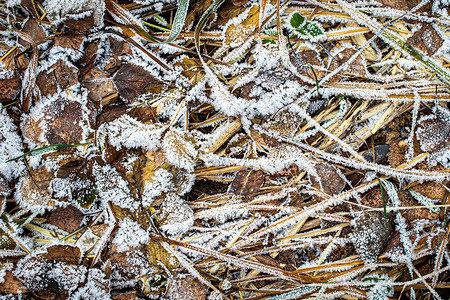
xmin=365 ymin=274 xmax=394 ymax=300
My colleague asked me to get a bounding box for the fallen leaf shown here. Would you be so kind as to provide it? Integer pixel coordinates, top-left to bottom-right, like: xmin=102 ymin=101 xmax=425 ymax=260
xmin=113 ymin=64 xmax=164 ymax=102
xmin=165 ymin=274 xmax=208 ymax=300
xmin=229 ymin=169 xmax=265 ymax=196
xmin=407 ymin=23 xmax=443 ymax=56
xmin=350 ymin=212 xmax=393 ymax=263
xmin=46 ymin=205 xmax=85 ymax=233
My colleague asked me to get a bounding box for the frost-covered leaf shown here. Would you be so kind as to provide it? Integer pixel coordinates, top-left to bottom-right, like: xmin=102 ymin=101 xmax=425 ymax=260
xmin=113 ymin=64 xmax=165 ymax=102
xmin=229 ymin=169 xmax=265 ymax=196
xmin=349 ymin=212 xmax=392 ymax=264
xmin=69 ymin=268 xmax=111 ymax=300
xmin=309 ymin=162 xmax=346 ymax=197
xmin=15 ymin=166 xmax=56 ymax=210
xmin=0 ymin=106 xmax=25 ymax=181
xmin=165 ymin=274 xmax=208 ymax=300
xmin=407 ymin=23 xmax=444 ymax=56
xmin=111 ymin=218 xmax=149 ymax=253
xmin=223 ymin=5 xmax=259 ymax=47
xmin=156 ymin=193 xmax=194 ymax=236
xmin=14 ymin=245 xmax=86 ymax=298
xmin=163 ymin=129 xmax=198 ymax=172
xmin=109 ymin=248 xmax=155 ymax=282
xmin=36 ymin=59 xmax=79 ymax=97
xmin=21 ymin=91 xmax=93 ymax=148
xmin=105 ymin=114 xmax=166 ymax=152
xmin=93 ymin=163 xmax=138 ymax=210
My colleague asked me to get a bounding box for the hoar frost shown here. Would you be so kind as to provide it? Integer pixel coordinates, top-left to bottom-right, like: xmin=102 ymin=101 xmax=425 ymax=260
xmin=0 ymin=106 xmax=25 ymax=181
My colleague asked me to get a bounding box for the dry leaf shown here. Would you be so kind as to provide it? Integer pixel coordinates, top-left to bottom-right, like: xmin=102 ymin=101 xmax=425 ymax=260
xmin=224 ymin=5 xmax=259 ymax=47
xmin=165 ymin=274 xmax=208 ymax=300
xmin=407 ymin=23 xmax=443 ymax=56
xmin=229 ymin=169 xmax=265 ymax=196
xmin=350 ymin=212 xmax=393 ymax=263
xmin=113 ymin=64 xmax=164 ymax=102
xmin=46 ymin=205 xmax=85 ymax=233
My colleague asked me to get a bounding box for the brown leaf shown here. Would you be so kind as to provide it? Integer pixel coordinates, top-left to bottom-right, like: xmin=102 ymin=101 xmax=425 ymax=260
xmin=229 ymin=169 xmax=265 ymax=196
xmin=36 ymin=59 xmax=79 ymax=97
xmin=374 ymin=0 xmax=431 ymax=12
xmin=309 ymin=162 xmax=346 ymax=196
xmin=41 ymin=245 xmax=81 ymax=265
xmin=350 ymin=212 xmax=393 ymax=263
xmin=165 ymin=274 xmax=208 ymax=300
xmin=64 ymin=14 xmax=95 ymax=32
xmin=387 ymin=140 xmax=406 ymax=168
xmin=17 ymin=167 xmax=55 ymax=209
xmin=360 ymin=187 xmax=385 ymax=209
xmin=46 ymin=205 xmax=84 ymax=233
xmin=0 ymin=73 xmax=21 ymax=103
xmin=0 ymin=270 xmax=28 ymax=294
xmin=328 ymin=48 xmax=367 ymax=82
xmin=113 ymin=64 xmax=164 ymax=102
xmin=407 ymin=23 xmax=443 ymax=56
xmin=82 ymin=67 xmax=117 ymax=103
xmin=362 ymin=145 xmax=390 ymax=165
xmin=104 ymin=37 xmax=132 ymax=74
xmin=20 ymin=18 xmax=46 ymax=45
xmin=45 ymin=100 xmax=85 ymax=145
xmin=417 ymin=111 xmax=450 ymax=153
xmin=53 ymin=34 xmax=85 ymax=53
xmin=109 ymin=248 xmax=153 ymax=281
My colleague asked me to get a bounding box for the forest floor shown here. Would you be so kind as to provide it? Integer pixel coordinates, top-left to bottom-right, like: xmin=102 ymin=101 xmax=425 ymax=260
xmin=1 ymin=0 xmax=450 ymax=299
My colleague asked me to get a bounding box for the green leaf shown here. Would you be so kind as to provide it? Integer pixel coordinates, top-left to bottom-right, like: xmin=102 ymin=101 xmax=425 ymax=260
xmin=303 ymin=22 xmax=323 ymax=37
xmin=290 ymin=12 xmax=305 ymax=29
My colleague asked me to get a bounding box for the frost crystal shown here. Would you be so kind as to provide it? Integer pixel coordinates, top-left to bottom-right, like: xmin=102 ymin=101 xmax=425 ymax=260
xmin=93 ymin=163 xmax=138 ymax=210
xmin=158 ymin=193 xmax=194 ymax=236
xmin=0 ymin=106 xmax=25 ymax=181
xmin=105 ymin=114 xmax=166 ymax=152
xmin=112 ymin=218 xmax=149 ymax=253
